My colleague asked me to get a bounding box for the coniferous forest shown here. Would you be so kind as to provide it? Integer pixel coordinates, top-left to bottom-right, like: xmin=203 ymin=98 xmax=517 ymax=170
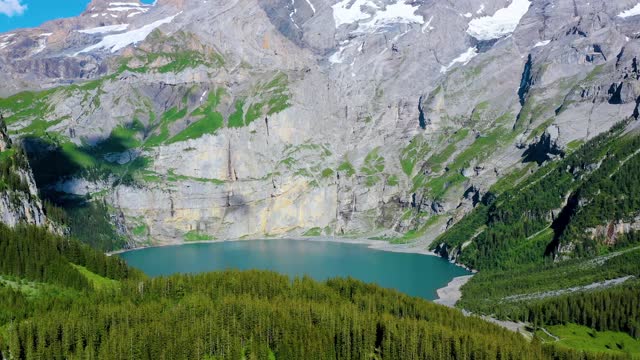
xmin=2 ymin=0 xmax=640 ymax=357
xmin=2 ymin=123 xmax=640 ymax=358
xmin=1 ymin=91 xmax=639 ymax=360
xmin=430 ymin=121 xmax=640 ymax=356
xmin=2 ymin=122 xmax=640 ymax=358
xmin=0 ymin=223 xmax=635 ymax=360
xmin=508 ymin=284 xmax=640 ymax=338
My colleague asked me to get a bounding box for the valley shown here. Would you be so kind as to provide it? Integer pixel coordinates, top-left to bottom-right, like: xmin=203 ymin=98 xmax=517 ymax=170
xmin=0 ymin=0 xmax=640 ymax=358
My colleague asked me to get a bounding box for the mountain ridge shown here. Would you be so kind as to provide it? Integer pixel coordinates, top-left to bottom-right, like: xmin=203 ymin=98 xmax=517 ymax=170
xmin=0 ymin=0 xmax=639 ymax=249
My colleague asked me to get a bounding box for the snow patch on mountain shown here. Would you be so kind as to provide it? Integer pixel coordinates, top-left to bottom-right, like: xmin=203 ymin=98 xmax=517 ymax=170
xmin=75 ymin=13 xmax=180 ymax=55
xmin=329 ymin=42 xmax=350 ymax=64
xmin=100 ymin=2 xmax=151 ymax=17
xmin=0 ymin=33 xmax=15 ymax=50
xmin=467 ymin=0 xmax=531 ymax=41
xmin=421 ymin=15 xmax=434 ymax=33
xmin=289 ymin=0 xmax=299 ymax=29
xmin=30 ymin=33 xmax=53 ymax=56
xmin=109 ymin=2 xmax=146 ymax=5
xmin=305 ymin=0 xmax=316 ymax=14
xmin=78 ymin=24 xmax=130 ymax=35
xmin=108 ymin=6 xmax=144 ymax=11
xmin=534 ymin=39 xmax=550 ymax=47
xmin=332 ymin=0 xmax=371 ymax=26
xmin=108 ymin=2 xmax=150 ymax=9
xmin=440 ymin=47 xmax=478 ymax=73
xmin=618 ymin=3 xmax=640 ymax=18
xmin=332 ymin=0 xmax=424 ymax=33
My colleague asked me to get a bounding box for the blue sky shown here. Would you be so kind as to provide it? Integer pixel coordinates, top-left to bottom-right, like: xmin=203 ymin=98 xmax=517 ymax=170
xmin=0 ymin=0 xmax=154 ymax=33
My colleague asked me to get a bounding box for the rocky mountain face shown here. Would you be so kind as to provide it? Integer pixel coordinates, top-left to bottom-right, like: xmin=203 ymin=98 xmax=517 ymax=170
xmin=0 ymin=0 xmax=639 ymax=247
xmin=0 ymin=118 xmax=49 ymax=228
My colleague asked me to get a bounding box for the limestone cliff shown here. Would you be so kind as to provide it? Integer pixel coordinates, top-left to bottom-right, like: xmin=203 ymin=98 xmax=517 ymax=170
xmin=0 ymin=0 xmax=639 ymax=246
xmin=0 ymin=117 xmax=49 ymax=228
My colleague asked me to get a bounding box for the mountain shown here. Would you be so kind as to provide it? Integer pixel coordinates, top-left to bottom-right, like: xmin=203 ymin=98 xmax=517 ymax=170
xmin=1 ymin=0 xmax=639 ymax=248
xmin=2 ymin=1 xmax=640 ymax=357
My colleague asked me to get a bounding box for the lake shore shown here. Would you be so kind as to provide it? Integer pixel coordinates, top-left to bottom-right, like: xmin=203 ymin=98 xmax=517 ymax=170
xmin=110 ymin=236 xmax=474 ymax=305
xmin=107 ymin=235 xmax=442 ymax=257
xmin=115 ymin=236 xmax=476 ymax=274
xmin=433 ymin=275 xmax=475 ymax=307
xmin=111 ymin=238 xmax=536 ymax=335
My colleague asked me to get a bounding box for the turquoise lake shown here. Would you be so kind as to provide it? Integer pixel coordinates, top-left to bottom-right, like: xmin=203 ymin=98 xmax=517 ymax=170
xmin=118 ymin=239 xmax=470 ymax=300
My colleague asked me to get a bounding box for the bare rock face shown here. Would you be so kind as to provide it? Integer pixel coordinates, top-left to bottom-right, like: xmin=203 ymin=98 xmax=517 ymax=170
xmin=0 ymin=0 xmax=639 ymax=246
xmin=0 ymin=117 xmax=10 ymax=152
xmin=586 ymin=216 xmax=640 ymax=246
xmin=0 ymin=118 xmax=49 ymax=228
xmin=522 ymin=125 xmax=564 ymax=165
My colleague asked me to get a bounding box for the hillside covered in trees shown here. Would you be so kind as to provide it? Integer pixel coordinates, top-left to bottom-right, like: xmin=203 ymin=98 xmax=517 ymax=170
xmin=433 ymin=121 xmax=640 ymax=269
xmin=0 ymin=223 xmax=635 ymax=360
xmin=431 ymin=120 xmax=640 ymax=353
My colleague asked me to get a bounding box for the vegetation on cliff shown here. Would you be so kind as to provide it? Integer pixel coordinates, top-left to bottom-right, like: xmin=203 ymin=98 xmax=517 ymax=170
xmin=429 ymin=120 xmax=640 ymax=356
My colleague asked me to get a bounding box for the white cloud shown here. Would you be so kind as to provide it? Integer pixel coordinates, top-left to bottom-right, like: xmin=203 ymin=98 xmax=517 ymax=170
xmin=0 ymin=0 xmax=27 ymax=17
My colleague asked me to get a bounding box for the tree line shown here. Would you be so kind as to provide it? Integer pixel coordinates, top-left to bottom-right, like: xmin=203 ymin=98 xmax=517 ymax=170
xmin=432 ymin=120 xmax=640 ymax=270
xmin=0 ymin=224 xmax=136 ymax=290
xmin=508 ymin=284 xmax=640 ymax=338
xmin=0 ymin=224 xmax=633 ymax=359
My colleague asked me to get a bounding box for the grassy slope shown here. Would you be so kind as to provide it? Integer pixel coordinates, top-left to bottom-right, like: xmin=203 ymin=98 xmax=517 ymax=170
xmin=71 ymin=264 xmax=119 ymax=290
xmin=542 ymin=324 xmax=640 ymax=357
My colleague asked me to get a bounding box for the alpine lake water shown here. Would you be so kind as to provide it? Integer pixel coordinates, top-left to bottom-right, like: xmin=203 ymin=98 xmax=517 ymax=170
xmin=118 ymin=239 xmax=471 ymax=300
